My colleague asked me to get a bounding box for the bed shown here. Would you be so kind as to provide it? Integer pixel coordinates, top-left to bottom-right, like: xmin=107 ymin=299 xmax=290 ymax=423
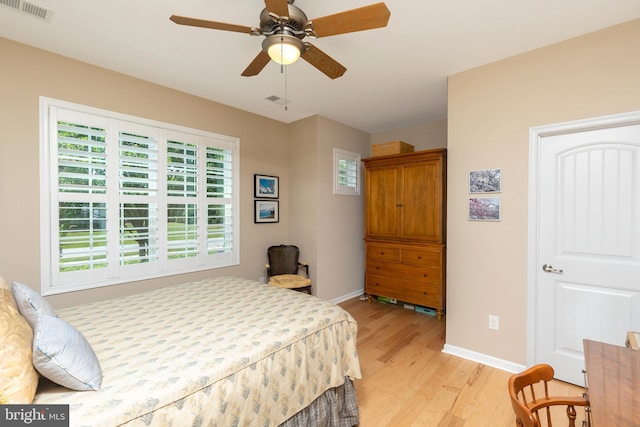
xmin=21 ymin=277 xmax=361 ymax=426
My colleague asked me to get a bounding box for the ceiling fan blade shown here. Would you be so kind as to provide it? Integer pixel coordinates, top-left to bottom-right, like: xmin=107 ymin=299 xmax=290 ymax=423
xmin=309 ymin=2 xmax=391 ymax=37
xmin=301 ymin=44 xmax=347 ymax=79
xmin=170 ymin=15 xmax=254 ymax=34
xmin=264 ymin=0 xmax=290 ymax=19
xmin=241 ymin=51 xmax=272 ymax=77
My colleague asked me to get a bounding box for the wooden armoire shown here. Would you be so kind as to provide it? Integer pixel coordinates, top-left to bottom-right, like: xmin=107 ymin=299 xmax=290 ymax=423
xmin=363 ymin=148 xmax=447 ymax=319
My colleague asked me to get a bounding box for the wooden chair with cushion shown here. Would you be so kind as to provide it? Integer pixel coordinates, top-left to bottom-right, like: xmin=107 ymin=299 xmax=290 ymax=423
xmin=508 ymin=364 xmax=590 ymax=427
xmin=266 ymin=245 xmax=311 ymax=294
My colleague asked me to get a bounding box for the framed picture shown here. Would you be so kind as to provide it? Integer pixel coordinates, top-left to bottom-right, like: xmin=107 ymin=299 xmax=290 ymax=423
xmin=469 ymin=168 xmax=501 ymax=193
xmin=254 ymin=200 xmax=279 ymax=223
xmin=254 ymin=174 xmax=279 ymax=198
xmin=468 ymin=197 xmax=501 ymax=221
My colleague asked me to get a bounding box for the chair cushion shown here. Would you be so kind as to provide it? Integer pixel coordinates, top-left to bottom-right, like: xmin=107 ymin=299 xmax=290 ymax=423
xmin=269 ymin=274 xmax=311 ymax=289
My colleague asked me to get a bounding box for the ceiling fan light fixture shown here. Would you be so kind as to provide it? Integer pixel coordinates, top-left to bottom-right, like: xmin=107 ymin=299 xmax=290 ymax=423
xmin=263 ymin=34 xmax=305 ymax=65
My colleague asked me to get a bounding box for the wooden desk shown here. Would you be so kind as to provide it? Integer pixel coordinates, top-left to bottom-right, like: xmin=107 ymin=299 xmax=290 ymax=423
xmin=583 ymin=339 xmax=640 ymax=426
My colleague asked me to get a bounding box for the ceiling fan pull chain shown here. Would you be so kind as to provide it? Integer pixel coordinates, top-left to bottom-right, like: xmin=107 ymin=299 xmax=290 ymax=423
xmin=279 ymin=35 xmax=288 ymax=111
xmin=284 ymin=62 xmax=289 ymax=111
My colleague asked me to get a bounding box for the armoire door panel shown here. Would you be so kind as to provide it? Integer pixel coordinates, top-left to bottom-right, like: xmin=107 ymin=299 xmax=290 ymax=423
xmin=365 ymin=166 xmax=400 ymax=238
xmin=401 ymin=160 xmax=443 ymax=242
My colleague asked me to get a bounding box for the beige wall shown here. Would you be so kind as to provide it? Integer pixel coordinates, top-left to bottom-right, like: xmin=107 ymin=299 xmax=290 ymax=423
xmin=316 ymin=117 xmax=370 ymax=300
xmin=371 ymin=119 xmax=448 ymax=151
xmin=446 ymin=19 xmax=640 ymax=365
xmin=288 ymin=116 xmax=370 ymax=300
xmin=286 ymin=117 xmax=319 ymax=288
xmin=0 ymin=37 xmax=364 ymax=307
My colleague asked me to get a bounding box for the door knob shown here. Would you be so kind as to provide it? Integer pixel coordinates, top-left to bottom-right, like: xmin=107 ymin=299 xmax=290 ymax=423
xmin=542 ymin=264 xmax=563 ymax=274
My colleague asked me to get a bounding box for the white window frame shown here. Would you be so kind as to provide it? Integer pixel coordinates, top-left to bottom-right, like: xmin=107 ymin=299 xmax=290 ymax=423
xmin=333 ymin=148 xmax=361 ymax=196
xmin=39 ymin=97 xmax=240 ymax=295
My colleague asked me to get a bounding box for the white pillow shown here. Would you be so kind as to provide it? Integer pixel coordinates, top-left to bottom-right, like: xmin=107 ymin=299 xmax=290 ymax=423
xmin=11 ymin=282 xmax=57 ymax=329
xmin=32 ymin=314 xmax=102 ymax=391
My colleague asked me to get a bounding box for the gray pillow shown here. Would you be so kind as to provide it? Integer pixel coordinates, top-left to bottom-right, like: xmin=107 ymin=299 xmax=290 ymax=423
xmin=11 ymin=281 xmax=57 ymax=329
xmin=32 ymin=314 xmax=102 ymax=391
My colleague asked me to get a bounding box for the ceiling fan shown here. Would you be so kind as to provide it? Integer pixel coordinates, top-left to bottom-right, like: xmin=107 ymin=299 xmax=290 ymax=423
xmin=169 ymin=0 xmax=391 ymax=79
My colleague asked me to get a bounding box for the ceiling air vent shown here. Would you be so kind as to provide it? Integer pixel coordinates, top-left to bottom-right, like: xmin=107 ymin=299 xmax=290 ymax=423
xmin=0 ymin=0 xmax=20 ymax=10
xmin=265 ymin=95 xmax=290 ymax=106
xmin=22 ymin=1 xmax=51 ymax=20
xmin=0 ymin=0 xmax=53 ymax=21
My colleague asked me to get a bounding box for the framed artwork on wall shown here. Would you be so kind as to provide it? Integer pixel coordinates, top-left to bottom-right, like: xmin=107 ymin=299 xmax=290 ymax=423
xmin=468 ymin=197 xmax=501 ymax=221
xmin=254 ymin=200 xmax=279 ymax=223
xmin=254 ymin=174 xmax=279 ymax=199
xmin=469 ymin=168 xmax=501 ymax=193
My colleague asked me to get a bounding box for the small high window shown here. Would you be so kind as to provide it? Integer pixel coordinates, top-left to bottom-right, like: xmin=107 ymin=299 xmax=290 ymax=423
xmin=333 ymin=148 xmax=361 ymax=196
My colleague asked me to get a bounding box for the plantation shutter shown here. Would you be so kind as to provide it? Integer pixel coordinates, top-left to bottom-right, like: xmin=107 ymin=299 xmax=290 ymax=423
xmin=42 ymin=98 xmax=239 ymax=294
xmin=205 ymin=146 xmax=234 ymax=255
xmin=55 ymin=111 xmax=109 ymax=281
xmin=119 ymin=127 xmax=159 ymax=268
xmin=333 ymin=148 xmax=361 ymax=196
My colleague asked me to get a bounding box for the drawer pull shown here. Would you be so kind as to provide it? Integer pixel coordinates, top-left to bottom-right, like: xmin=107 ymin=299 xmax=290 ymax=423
xmin=423 ymin=273 xmax=427 ymax=277
xmin=376 ymin=266 xmax=380 ymax=270
xmin=380 ymin=251 xmax=384 ymax=255
xmin=417 ymin=256 xmax=422 ymax=260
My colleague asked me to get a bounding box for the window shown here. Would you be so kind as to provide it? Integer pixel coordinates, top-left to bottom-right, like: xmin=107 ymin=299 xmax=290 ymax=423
xmin=333 ymin=148 xmax=361 ymax=195
xmin=40 ymin=98 xmax=239 ymax=295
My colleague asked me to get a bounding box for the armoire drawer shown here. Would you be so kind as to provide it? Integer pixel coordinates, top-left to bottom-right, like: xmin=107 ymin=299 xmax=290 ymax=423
xmin=401 ymin=248 xmax=442 ymax=268
xmin=366 ymin=244 xmax=400 ymax=262
xmin=366 ymin=275 xmax=442 ymax=308
xmin=366 ymin=260 xmax=442 ymax=285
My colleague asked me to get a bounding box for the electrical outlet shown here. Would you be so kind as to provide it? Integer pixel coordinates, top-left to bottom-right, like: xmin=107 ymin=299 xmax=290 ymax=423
xmin=488 ymin=315 xmax=500 ymax=330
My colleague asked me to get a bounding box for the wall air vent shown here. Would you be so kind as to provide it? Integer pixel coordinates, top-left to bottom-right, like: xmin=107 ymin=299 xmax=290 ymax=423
xmin=0 ymin=0 xmax=53 ymax=21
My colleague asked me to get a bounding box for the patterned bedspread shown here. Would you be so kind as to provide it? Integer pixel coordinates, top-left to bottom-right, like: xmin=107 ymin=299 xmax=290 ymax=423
xmin=33 ymin=277 xmax=361 ymax=427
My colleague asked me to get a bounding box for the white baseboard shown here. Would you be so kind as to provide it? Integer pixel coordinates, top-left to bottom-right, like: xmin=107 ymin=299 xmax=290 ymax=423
xmin=442 ymin=344 xmax=526 ymax=374
xmin=330 ymin=288 xmax=365 ymax=304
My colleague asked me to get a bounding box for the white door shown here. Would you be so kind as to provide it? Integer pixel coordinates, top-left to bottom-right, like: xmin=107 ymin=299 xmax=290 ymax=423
xmin=532 ymin=113 xmax=640 ymax=385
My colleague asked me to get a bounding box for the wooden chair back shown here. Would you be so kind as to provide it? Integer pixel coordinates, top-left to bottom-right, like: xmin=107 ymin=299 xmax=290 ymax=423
xmin=508 ymin=364 xmax=589 ymax=427
xmin=267 ymin=245 xmax=301 ymax=276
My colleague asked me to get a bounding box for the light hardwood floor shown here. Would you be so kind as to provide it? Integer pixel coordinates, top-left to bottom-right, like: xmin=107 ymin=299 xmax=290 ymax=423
xmin=339 ymin=297 xmax=587 ymax=427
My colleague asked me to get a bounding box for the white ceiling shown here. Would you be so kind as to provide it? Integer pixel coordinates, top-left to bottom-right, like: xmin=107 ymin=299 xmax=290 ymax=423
xmin=1 ymin=0 xmax=639 ymax=133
